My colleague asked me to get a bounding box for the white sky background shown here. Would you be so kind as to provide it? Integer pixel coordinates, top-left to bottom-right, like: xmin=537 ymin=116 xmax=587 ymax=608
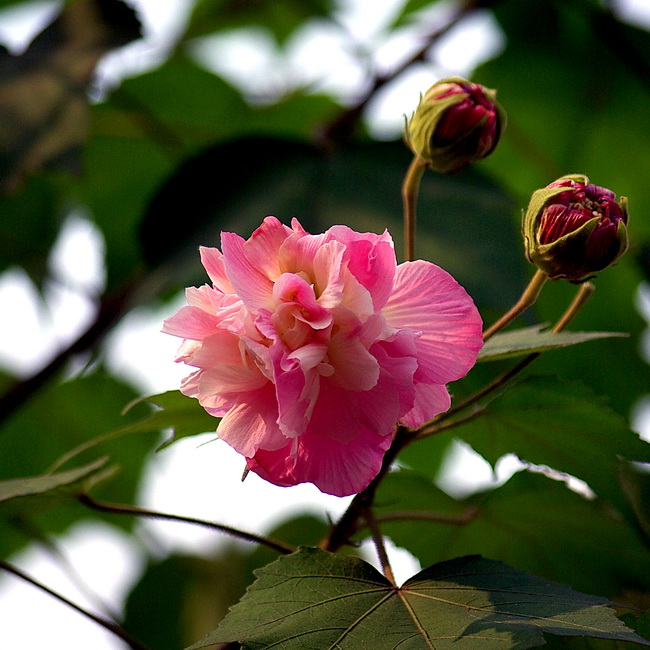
xmin=0 ymin=1 xmax=649 ymax=648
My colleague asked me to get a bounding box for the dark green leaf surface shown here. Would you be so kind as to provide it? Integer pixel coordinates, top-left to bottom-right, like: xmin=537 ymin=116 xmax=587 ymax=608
xmin=372 ymin=471 xmax=650 ymax=598
xmin=479 ymin=326 xmax=628 ymax=362
xmin=451 ymin=375 xmax=650 ymax=514
xmin=186 ymin=548 xmax=648 ymax=649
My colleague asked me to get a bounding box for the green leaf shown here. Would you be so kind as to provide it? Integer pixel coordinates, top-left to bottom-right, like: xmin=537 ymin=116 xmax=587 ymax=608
xmin=0 ymin=458 xmax=108 ymax=503
xmin=390 ymin=0 xmax=447 ymax=28
xmin=451 ymin=375 xmax=650 ymax=514
xmin=371 ymin=470 xmax=650 ymax=598
xmin=619 ymin=462 xmax=650 ymax=543
xmin=184 ymin=0 xmax=332 ymax=43
xmin=186 ymin=548 xmax=648 ymax=649
xmin=479 ymin=325 xmax=628 ymax=362
xmin=123 ymin=550 xmax=251 ymax=650
xmin=123 ymin=390 xmax=218 ymax=450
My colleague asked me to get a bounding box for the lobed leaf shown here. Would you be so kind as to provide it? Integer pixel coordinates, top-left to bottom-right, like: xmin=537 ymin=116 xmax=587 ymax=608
xmin=371 ymin=470 xmax=650 ymax=598
xmin=186 ymin=548 xmax=648 ymax=649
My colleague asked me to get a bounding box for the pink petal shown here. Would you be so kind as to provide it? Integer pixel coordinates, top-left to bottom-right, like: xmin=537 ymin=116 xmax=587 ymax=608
xmin=327 ymin=330 xmax=379 ymax=391
xmin=199 ymin=246 xmax=233 ymax=293
xmin=273 ymin=273 xmax=332 ymax=329
xmin=383 ymin=260 xmax=483 ymax=384
xmin=336 ymin=230 xmax=396 ymax=311
xmin=185 ymin=285 xmax=215 ymax=311
xmin=162 ymin=305 xmax=221 ymax=340
xmin=311 ymin=242 xmax=345 ymax=309
xmin=221 ymin=230 xmax=274 ymax=311
xmin=247 ymin=424 xmax=393 ymax=496
xmin=399 ymin=382 xmax=451 ymax=429
xmin=216 ymin=385 xmax=286 ymax=457
xmin=241 ymin=216 xmax=292 ymax=280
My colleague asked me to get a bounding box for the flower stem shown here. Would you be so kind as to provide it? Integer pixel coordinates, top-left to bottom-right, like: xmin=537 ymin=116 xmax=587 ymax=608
xmin=551 ymin=281 xmax=595 ymax=333
xmin=483 ymin=268 xmax=548 ymax=341
xmin=402 ymin=155 xmax=427 ymax=261
xmin=364 ymin=509 xmax=396 ymax=585
xmin=0 ymin=559 xmax=150 ymax=650
xmin=78 ymin=493 xmax=296 ymax=555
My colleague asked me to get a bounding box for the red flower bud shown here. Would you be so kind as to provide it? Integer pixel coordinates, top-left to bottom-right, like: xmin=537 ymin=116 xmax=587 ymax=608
xmin=523 ymin=174 xmax=629 ymax=282
xmin=405 ymin=77 xmax=506 ymax=173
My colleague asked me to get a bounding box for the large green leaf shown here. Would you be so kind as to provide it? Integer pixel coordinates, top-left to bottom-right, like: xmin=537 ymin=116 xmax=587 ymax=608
xmin=141 ymin=135 xmax=523 ymax=312
xmin=479 ymin=325 xmax=627 ymax=362
xmin=371 ymin=470 xmax=650 ymax=598
xmin=450 ymin=374 xmax=650 ymax=514
xmin=186 ymin=548 xmax=648 ymax=649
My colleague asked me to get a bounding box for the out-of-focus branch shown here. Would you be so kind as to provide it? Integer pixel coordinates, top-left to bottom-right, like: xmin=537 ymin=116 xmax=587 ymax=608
xmin=0 ymin=559 xmax=150 ymax=650
xmin=316 ymin=0 xmax=483 ymax=147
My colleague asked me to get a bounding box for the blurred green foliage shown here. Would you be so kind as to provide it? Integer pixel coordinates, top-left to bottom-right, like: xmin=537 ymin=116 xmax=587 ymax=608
xmin=0 ymin=0 xmax=649 ymax=647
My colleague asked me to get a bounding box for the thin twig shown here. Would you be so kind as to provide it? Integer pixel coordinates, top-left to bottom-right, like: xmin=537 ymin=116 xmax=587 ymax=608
xmin=78 ymin=493 xmax=296 ymax=555
xmin=9 ymin=517 xmax=121 ymax=622
xmin=374 ymin=506 xmax=479 ymax=525
xmin=317 ymin=0 xmax=481 ymax=146
xmin=0 ymin=559 xmax=150 ymax=650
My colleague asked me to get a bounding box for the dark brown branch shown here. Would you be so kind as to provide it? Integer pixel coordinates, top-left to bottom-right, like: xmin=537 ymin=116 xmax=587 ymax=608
xmin=78 ymin=493 xmax=296 ymax=555
xmin=323 ymin=426 xmax=412 ymax=552
xmin=317 ymin=0 xmax=482 ymax=146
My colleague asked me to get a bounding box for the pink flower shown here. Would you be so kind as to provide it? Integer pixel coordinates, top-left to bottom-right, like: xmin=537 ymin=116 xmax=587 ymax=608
xmin=163 ymin=217 xmax=482 ymax=496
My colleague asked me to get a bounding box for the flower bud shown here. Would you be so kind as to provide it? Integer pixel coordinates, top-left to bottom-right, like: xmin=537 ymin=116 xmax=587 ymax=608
xmin=404 ymin=77 xmax=506 ymax=173
xmin=523 ymin=174 xmax=629 ymax=282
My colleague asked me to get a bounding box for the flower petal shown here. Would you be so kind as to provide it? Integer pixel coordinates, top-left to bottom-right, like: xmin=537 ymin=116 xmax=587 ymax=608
xmin=384 ymin=260 xmax=483 ymax=384
xmin=247 ymin=424 xmax=393 ymax=497
xmin=162 ymin=305 xmax=221 ymax=340
xmin=221 ymin=229 xmax=274 ymax=311
xmin=199 ymin=246 xmax=233 ymax=293
xmin=399 ymin=382 xmax=451 ymax=429
xmin=217 ymin=385 xmax=286 ymax=457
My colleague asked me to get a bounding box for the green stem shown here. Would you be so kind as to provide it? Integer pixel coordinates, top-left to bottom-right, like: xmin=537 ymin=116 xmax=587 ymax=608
xmin=402 ymin=156 xmax=427 ymax=261
xmin=78 ymin=493 xmax=296 ymax=555
xmin=0 ymin=559 xmax=150 ymax=650
xmin=483 ymin=269 xmax=548 ymax=341
xmin=551 ymin=281 xmax=595 ymax=333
